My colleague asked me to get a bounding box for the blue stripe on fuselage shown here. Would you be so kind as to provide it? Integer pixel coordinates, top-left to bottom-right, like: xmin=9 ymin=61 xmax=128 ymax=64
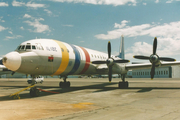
xmin=68 ymin=45 xmax=81 ymax=75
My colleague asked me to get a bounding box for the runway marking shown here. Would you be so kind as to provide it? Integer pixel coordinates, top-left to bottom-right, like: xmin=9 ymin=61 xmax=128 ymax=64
xmin=72 ymin=102 xmax=94 ymax=109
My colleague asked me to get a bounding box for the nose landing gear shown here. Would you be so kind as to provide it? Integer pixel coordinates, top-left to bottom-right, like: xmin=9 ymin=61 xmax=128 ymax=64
xmin=30 ymin=87 xmax=40 ymax=97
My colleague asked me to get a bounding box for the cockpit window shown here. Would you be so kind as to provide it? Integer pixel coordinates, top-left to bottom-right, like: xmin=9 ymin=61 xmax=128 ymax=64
xmin=17 ymin=46 xmax=21 ymax=50
xmin=32 ymin=45 xmax=36 ymax=49
xmin=26 ymin=45 xmax=31 ymax=49
xmin=21 ymin=45 xmax=25 ymax=50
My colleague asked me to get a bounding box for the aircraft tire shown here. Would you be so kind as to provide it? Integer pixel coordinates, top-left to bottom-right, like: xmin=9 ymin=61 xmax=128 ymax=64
xmin=67 ymin=81 xmax=70 ymax=87
xmin=59 ymin=81 xmax=70 ymax=88
xmin=118 ymin=81 xmax=129 ymax=89
xmin=30 ymin=87 xmax=40 ymax=97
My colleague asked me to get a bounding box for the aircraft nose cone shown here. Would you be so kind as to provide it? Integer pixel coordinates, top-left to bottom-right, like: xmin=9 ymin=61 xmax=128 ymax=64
xmin=3 ymin=51 xmax=21 ymax=71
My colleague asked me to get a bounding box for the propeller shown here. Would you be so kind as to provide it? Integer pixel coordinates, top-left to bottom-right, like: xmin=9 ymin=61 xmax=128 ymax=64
xmin=92 ymin=41 xmax=130 ymax=82
xmin=11 ymin=71 xmax=15 ymax=76
xmin=133 ymin=37 xmax=176 ymax=79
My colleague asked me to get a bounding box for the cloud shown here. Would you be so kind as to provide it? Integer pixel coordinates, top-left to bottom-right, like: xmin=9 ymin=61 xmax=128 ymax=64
xmin=23 ymin=14 xmax=32 ymax=18
xmin=95 ymin=20 xmax=180 ymax=59
xmin=166 ymin=0 xmax=173 ymax=3
xmin=143 ymin=3 xmax=147 ymax=5
xmin=12 ymin=0 xmax=25 ymax=6
xmin=4 ymin=35 xmax=23 ymax=40
xmin=0 ymin=25 xmax=6 ymax=32
xmin=0 ymin=17 xmax=5 ymax=22
xmin=23 ymin=14 xmax=50 ymax=33
xmin=50 ymin=0 xmax=137 ymax=6
xmin=95 ymin=20 xmax=180 ymax=40
xmin=26 ymin=1 xmax=46 ymax=8
xmin=114 ymin=20 xmax=129 ymax=28
xmin=8 ymin=31 xmax=13 ymax=34
xmin=44 ymin=9 xmax=52 ymax=15
xmin=155 ymin=0 xmax=159 ymax=3
xmin=0 ymin=2 xmax=8 ymax=7
xmin=62 ymin=24 xmax=74 ymax=27
xmin=20 ymin=26 xmax=24 ymax=30
xmin=24 ymin=19 xmax=50 ymax=33
xmin=12 ymin=0 xmax=46 ymax=9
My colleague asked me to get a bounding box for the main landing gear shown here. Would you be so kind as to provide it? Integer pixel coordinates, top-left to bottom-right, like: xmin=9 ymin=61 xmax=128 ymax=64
xmin=30 ymin=87 xmax=40 ymax=97
xmin=118 ymin=74 xmax=129 ymax=89
xmin=59 ymin=76 xmax=70 ymax=88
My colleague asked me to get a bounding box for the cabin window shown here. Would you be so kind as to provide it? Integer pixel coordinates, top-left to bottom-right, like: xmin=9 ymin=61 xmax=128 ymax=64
xmin=91 ymin=54 xmax=93 ymax=57
xmin=67 ymin=49 xmax=69 ymax=53
xmin=61 ymin=48 xmax=64 ymax=52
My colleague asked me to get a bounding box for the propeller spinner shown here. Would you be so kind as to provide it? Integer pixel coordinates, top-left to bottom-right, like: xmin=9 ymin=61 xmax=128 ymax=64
xmin=133 ymin=37 xmax=176 ymax=79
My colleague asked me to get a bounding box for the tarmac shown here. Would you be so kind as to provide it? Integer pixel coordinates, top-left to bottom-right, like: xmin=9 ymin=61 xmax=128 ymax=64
xmin=1 ymin=77 xmax=180 ymax=120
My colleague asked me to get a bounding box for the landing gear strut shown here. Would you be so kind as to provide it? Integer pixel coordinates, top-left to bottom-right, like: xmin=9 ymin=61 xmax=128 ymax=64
xmin=59 ymin=76 xmax=70 ymax=88
xmin=118 ymin=74 xmax=129 ymax=89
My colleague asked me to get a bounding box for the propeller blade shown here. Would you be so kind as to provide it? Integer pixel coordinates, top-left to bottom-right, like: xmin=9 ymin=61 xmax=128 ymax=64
xmin=133 ymin=55 xmax=150 ymax=60
xmin=11 ymin=71 xmax=15 ymax=76
xmin=108 ymin=41 xmax=111 ymax=58
xmin=153 ymin=37 xmax=157 ymax=55
xmin=92 ymin=61 xmax=107 ymax=64
xmin=159 ymin=57 xmax=176 ymax=61
xmin=151 ymin=63 xmax=155 ymax=80
xmin=114 ymin=59 xmax=130 ymax=63
xmin=108 ymin=66 xmax=112 ymax=83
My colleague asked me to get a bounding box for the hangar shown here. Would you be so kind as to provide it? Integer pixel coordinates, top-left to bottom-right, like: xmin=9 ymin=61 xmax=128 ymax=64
xmin=131 ymin=66 xmax=180 ymax=78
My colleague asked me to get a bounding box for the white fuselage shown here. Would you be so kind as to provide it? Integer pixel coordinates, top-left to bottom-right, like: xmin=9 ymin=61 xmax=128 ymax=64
xmin=3 ymin=39 xmax=127 ymax=76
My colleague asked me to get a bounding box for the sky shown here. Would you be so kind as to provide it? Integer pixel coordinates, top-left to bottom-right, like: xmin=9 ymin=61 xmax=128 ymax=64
xmin=0 ymin=0 xmax=180 ymax=62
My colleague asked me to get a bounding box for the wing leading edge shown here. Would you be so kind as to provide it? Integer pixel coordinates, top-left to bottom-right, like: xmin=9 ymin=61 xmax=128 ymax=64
xmin=125 ymin=61 xmax=180 ymax=71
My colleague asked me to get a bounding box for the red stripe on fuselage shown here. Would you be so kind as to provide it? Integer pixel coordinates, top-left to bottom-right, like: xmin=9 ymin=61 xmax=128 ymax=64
xmin=79 ymin=47 xmax=90 ymax=74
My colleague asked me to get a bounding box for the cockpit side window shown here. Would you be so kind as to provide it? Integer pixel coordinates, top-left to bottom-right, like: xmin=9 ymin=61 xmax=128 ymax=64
xmin=32 ymin=45 xmax=36 ymax=49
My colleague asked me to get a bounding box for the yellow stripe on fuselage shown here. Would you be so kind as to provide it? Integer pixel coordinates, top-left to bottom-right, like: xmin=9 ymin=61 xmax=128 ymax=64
xmin=53 ymin=40 xmax=69 ymax=75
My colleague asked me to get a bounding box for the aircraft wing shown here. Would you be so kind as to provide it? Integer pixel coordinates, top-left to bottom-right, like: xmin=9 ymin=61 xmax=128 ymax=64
xmin=96 ymin=64 xmax=108 ymax=69
xmin=125 ymin=61 xmax=180 ymax=71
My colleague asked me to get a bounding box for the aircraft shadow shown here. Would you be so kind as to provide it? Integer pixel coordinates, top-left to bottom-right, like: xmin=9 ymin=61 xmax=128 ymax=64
xmin=1 ymin=83 xmax=180 ymax=101
xmin=0 ymin=82 xmax=118 ymax=101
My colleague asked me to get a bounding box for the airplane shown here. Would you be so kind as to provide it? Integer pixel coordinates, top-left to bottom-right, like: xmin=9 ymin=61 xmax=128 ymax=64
xmin=2 ymin=37 xmax=180 ymax=97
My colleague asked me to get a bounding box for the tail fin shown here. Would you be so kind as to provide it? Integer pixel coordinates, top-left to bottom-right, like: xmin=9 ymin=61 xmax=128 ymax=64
xmin=117 ymin=35 xmax=125 ymax=59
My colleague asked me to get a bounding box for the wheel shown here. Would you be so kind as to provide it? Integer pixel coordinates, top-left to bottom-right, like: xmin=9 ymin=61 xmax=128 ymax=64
xmin=30 ymin=87 xmax=40 ymax=97
xmin=59 ymin=82 xmax=63 ymax=88
xmin=59 ymin=82 xmax=70 ymax=88
xmin=118 ymin=81 xmax=129 ymax=89
xmin=124 ymin=81 xmax=129 ymax=88
xmin=67 ymin=81 xmax=70 ymax=87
